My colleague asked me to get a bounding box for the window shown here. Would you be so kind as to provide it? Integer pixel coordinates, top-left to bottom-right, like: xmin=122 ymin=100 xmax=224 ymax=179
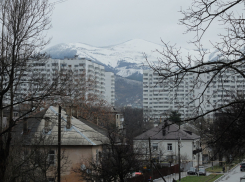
xmin=152 ymin=143 xmax=158 ymax=150
xmin=167 ymin=143 xmax=172 ymax=151
xmin=48 ymin=150 xmax=55 ymax=165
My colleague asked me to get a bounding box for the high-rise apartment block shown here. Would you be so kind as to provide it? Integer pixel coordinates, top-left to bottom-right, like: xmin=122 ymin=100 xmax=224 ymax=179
xmin=143 ymin=70 xmax=195 ymax=120
xmin=143 ymin=67 xmax=243 ymax=121
xmin=105 ymin=72 xmax=115 ymax=106
xmin=19 ymin=58 xmax=115 ymax=106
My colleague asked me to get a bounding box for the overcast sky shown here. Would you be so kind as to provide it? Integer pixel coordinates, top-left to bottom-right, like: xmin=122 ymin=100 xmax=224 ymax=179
xmin=47 ymin=0 xmax=223 ymax=49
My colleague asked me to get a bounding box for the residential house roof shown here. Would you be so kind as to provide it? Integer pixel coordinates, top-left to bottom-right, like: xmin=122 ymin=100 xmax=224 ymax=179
xmin=134 ymin=123 xmax=200 ymax=141
xmin=12 ymin=106 xmax=108 ymax=146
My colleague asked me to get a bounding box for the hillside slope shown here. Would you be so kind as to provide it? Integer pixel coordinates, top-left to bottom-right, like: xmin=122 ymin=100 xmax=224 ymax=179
xmin=115 ymin=76 xmax=142 ymax=108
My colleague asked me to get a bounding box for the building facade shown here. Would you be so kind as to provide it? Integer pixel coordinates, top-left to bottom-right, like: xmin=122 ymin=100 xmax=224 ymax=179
xmin=105 ymin=72 xmax=115 ymax=106
xmin=143 ymin=67 xmax=244 ymax=121
xmin=134 ymin=122 xmax=202 ymax=168
xmin=18 ymin=58 xmax=115 ymax=106
xmin=143 ymin=69 xmax=195 ymax=120
xmin=12 ymin=106 xmax=108 ymax=182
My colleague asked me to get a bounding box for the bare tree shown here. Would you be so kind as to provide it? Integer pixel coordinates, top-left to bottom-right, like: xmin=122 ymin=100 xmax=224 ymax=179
xmin=145 ymin=0 xmax=245 ymax=159
xmin=57 ymin=65 xmax=112 ymax=126
xmin=4 ymin=135 xmax=69 ymax=182
xmin=207 ymin=97 xmax=245 ymax=162
xmin=0 ymin=0 xmax=64 ymax=179
xmin=74 ymin=123 xmax=143 ymax=182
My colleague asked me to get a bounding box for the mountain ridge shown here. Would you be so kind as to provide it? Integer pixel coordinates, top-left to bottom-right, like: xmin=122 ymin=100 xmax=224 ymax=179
xmin=44 ymin=39 xmax=219 ymax=81
xmin=44 ymin=39 xmax=165 ymax=80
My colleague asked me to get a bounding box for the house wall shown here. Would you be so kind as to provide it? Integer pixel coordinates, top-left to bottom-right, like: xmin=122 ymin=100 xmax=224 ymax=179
xmin=116 ymin=113 xmax=124 ymax=129
xmin=40 ymin=145 xmax=102 ymax=182
xmin=134 ymin=139 xmax=202 ymax=167
xmin=60 ymin=145 xmax=103 ymax=182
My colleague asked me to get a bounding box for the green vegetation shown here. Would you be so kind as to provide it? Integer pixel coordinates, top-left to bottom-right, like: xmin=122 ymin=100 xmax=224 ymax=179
xmin=206 ymin=160 xmax=240 ymax=173
xmin=168 ymin=111 xmax=181 ymax=124
xmin=177 ymin=174 xmax=223 ymax=182
xmin=206 ymin=165 xmax=223 ymax=173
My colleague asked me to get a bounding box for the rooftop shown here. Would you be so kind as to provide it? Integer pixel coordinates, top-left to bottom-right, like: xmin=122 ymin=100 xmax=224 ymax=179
xmin=12 ymin=106 xmax=108 ymax=146
xmin=134 ymin=122 xmax=200 ymax=140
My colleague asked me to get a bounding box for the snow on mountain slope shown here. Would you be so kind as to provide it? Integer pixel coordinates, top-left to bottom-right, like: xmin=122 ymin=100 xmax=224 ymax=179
xmin=45 ymin=39 xmax=214 ymax=79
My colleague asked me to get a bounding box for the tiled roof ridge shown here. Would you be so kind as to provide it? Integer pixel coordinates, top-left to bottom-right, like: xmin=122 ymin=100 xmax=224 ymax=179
xmin=78 ymin=117 xmax=108 ymax=137
xmin=49 ymin=106 xmax=96 ymax=145
xmin=134 ymin=122 xmax=200 ymax=140
xmin=169 ymin=123 xmax=192 ymax=139
xmin=168 ymin=123 xmax=200 ymax=139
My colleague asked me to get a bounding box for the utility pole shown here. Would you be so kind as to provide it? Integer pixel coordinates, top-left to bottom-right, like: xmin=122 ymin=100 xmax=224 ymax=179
xmin=58 ymin=106 xmax=61 ymax=182
xmin=197 ymin=147 xmax=200 ymax=176
xmin=148 ymin=137 xmax=153 ymax=182
xmin=178 ymin=119 xmax=181 ymax=182
xmin=152 ymin=162 xmax=167 ymax=182
xmin=178 ymin=137 xmax=181 ymax=182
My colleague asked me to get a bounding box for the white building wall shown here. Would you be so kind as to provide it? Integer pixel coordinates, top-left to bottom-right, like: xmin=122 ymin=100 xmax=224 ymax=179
xmin=134 ymin=139 xmax=202 ymax=167
xmin=105 ymin=72 xmax=115 ymax=106
xmin=143 ymin=70 xmax=195 ymax=120
xmin=193 ymin=65 xmax=242 ymax=120
xmin=144 ymin=67 xmax=244 ymax=121
xmin=20 ymin=58 xmax=114 ymax=105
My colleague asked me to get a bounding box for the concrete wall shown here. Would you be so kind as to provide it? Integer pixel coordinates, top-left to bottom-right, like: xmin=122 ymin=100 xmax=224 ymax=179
xmin=43 ymin=145 xmax=103 ymax=182
xmin=60 ymin=145 xmax=103 ymax=182
xmin=134 ymin=139 xmax=202 ymax=167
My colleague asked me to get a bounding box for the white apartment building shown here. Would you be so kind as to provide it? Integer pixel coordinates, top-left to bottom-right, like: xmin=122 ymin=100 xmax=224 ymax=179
xmin=143 ymin=66 xmax=245 ymax=121
xmin=194 ymin=65 xmax=244 ymax=119
xmin=143 ymin=69 xmax=196 ymax=120
xmin=105 ymin=72 xmax=115 ymax=106
xmin=17 ymin=58 xmax=115 ymax=106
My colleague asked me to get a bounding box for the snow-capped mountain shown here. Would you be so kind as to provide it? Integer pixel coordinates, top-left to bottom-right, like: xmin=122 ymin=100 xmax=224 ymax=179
xmin=45 ymin=39 xmax=218 ymax=81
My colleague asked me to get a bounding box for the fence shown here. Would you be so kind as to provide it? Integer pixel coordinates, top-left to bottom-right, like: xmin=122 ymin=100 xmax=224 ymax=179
xmin=127 ymin=164 xmax=179 ymax=182
xmin=181 ymin=161 xmax=193 ymax=172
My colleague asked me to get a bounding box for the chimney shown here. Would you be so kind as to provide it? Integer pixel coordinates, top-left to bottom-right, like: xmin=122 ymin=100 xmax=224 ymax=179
xmin=76 ymin=106 xmax=78 ymax=118
xmin=67 ymin=115 xmax=71 ymax=129
xmin=164 ymin=121 xmax=169 ymax=131
xmin=23 ymin=117 xmax=28 ymax=134
xmin=162 ymin=126 xmax=166 ymax=136
xmin=66 ymin=106 xmax=72 ymax=129
xmin=44 ymin=117 xmax=50 ymax=127
xmin=44 ymin=117 xmax=50 ymax=133
xmin=66 ymin=107 xmax=71 ymax=116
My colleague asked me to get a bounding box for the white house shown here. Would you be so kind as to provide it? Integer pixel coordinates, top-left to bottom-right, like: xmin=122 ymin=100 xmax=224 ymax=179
xmin=134 ymin=122 xmax=202 ymax=167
